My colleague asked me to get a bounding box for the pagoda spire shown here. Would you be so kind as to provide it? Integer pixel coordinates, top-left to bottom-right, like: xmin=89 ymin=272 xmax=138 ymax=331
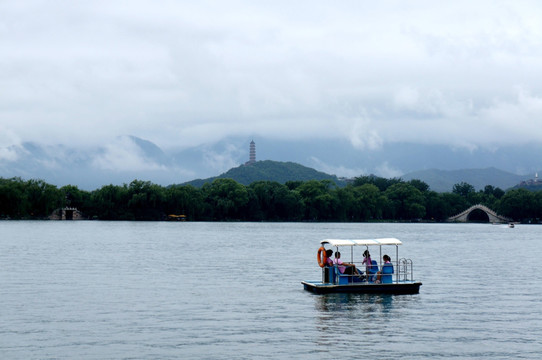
xmin=249 ymin=140 xmax=256 ymax=164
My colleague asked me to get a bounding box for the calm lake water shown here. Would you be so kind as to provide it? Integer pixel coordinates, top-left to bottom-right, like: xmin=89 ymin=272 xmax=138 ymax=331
xmin=1 ymin=221 xmax=541 ymax=359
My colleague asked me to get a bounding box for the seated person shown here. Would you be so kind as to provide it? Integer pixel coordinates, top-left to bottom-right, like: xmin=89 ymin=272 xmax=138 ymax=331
xmin=376 ymin=255 xmax=394 ymax=284
xmin=333 ymin=251 xmax=361 ymax=276
xmin=323 ymin=249 xmax=334 ymax=283
xmin=325 ymin=249 xmax=334 ymax=267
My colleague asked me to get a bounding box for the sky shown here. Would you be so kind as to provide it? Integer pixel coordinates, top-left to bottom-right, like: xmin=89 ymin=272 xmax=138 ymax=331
xmin=1 ymin=1 xmax=542 ymax=184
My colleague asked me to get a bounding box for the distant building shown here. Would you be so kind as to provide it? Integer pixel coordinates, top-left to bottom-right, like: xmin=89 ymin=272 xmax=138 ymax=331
xmin=245 ymin=140 xmax=256 ymax=165
xmin=49 ymin=207 xmax=86 ymax=220
xmin=519 ymin=173 xmax=542 ymax=186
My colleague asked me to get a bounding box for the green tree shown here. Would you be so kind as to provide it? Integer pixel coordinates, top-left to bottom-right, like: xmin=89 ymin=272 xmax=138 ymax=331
xmin=203 ymin=178 xmax=249 ymax=220
xmin=408 ymin=179 xmax=430 ymax=193
xmin=277 ymin=187 xmax=304 ymax=221
xmin=126 ymin=180 xmax=165 ymax=220
xmin=452 ymin=182 xmax=477 ymax=204
xmin=498 ymin=188 xmax=536 ymax=221
xmin=533 ymin=191 xmax=542 ymax=221
xmin=334 ymin=187 xmax=355 ymax=221
xmin=384 ymin=183 xmax=426 ymax=220
xmin=351 ymin=183 xmax=383 ymax=221
xmin=0 ymin=177 xmax=27 ymax=218
xmin=165 ymin=185 xmax=205 ymax=220
xmin=424 ymin=191 xmax=449 ymax=221
xmin=285 ymin=180 xmax=303 ymax=190
xmin=440 ymin=192 xmax=469 ymax=218
xmin=24 ymin=179 xmax=62 ymax=218
xmin=352 ymin=175 xmax=402 ymax=192
xmin=90 ymin=184 xmax=130 ymax=220
xmin=297 ymin=180 xmax=336 ymax=220
xmin=247 ymin=181 xmax=304 ymax=221
xmin=249 ymin=181 xmax=278 ymax=220
xmin=483 ymin=185 xmax=505 ymax=199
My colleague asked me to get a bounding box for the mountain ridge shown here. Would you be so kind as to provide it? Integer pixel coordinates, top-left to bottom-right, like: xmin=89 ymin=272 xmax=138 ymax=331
xmin=182 ymin=161 xmax=535 ymax=192
xmin=1 ymin=135 xmax=539 ymax=191
xmin=401 ymin=167 xmax=531 ymax=192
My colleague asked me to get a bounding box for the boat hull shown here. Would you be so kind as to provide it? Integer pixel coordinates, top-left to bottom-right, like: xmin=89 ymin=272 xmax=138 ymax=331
xmin=301 ymin=280 xmax=422 ymax=295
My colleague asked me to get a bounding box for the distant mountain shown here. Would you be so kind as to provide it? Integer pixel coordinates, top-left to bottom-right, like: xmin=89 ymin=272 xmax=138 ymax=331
xmin=182 ymin=160 xmax=347 ymax=187
xmin=0 ymin=136 xmax=181 ymax=190
xmin=126 ymin=135 xmax=172 ymax=165
xmin=3 ymin=134 xmax=541 ymax=192
xmin=402 ymin=167 xmax=531 ymax=192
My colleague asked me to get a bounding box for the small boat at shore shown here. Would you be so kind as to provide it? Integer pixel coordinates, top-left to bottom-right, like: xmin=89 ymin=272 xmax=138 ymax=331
xmin=302 ymin=238 xmax=422 ymax=295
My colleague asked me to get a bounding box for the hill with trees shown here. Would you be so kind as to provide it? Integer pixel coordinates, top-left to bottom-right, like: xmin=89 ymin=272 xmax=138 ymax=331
xmin=182 ymin=160 xmax=347 ymax=187
xmin=186 ymin=163 xmax=536 ymax=193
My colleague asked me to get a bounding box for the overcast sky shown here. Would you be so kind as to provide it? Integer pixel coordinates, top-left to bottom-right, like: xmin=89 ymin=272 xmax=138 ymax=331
xmin=2 ymin=0 xmax=542 ymax=159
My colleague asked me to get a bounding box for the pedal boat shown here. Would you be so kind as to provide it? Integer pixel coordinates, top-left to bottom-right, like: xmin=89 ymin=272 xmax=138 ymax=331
xmin=301 ymin=238 xmax=422 ymax=295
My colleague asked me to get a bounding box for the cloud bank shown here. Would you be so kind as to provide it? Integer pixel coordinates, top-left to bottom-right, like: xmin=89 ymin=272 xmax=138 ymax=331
xmin=1 ymin=0 xmax=542 ymax=157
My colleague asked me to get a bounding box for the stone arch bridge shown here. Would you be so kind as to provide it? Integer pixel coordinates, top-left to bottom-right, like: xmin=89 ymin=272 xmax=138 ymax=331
xmin=447 ymin=204 xmax=512 ymax=223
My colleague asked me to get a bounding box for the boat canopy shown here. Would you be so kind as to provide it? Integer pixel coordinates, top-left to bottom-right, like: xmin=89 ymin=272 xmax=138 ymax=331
xmin=320 ymin=238 xmax=402 ymax=247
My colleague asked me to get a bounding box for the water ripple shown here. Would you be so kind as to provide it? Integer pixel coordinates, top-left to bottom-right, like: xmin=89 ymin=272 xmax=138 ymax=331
xmin=1 ymin=221 xmax=541 ymax=359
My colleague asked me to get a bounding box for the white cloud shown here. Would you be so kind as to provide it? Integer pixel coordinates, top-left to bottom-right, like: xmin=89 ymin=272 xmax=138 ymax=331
xmin=476 ymin=89 xmax=542 ymax=143
xmin=309 ymin=157 xmax=367 ymax=179
xmin=1 ymin=0 xmax=542 ymax=156
xmin=0 ymin=147 xmax=19 ymax=162
xmin=0 ymin=128 xmax=22 ymax=162
xmin=347 ymin=117 xmax=383 ymax=151
xmin=393 ymin=87 xmax=420 ymax=110
xmin=91 ymin=137 xmax=166 ymax=172
xmin=202 ymin=143 xmax=243 ymax=174
xmin=375 ymin=162 xmax=404 ymax=179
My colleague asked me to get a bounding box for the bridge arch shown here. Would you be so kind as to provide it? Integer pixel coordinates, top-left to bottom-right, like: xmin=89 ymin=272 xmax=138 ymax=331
xmin=447 ymin=204 xmax=511 ymax=223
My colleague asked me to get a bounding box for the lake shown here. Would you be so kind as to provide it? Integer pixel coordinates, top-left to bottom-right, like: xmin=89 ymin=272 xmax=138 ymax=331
xmin=1 ymin=221 xmax=541 ymax=359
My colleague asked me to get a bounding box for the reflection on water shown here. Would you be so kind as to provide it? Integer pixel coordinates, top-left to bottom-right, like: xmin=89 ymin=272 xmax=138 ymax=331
xmin=315 ymin=293 xmax=395 ymax=315
xmin=312 ymin=292 xmax=424 ymax=351
xmin=314 ymin=293 xmax=397 ymax=345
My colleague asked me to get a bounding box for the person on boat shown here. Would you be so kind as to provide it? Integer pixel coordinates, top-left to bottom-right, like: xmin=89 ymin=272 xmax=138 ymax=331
xmin=323 ymin=249 xmax=334 ymax=283
xmin=325 ymin=249 xmax=334 ymax=266
xmin=362 ymin=249 xmax=379 ymax=281
xmin=333 ymin=251 xmax=360 ymax=276
xmin=362 ymin=250 xmax=372 ymax=272
xmin=375 ymin=255 xmax=394 ymax=284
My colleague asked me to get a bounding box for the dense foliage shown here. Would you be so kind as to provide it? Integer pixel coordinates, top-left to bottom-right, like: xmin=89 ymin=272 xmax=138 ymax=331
xmin=1 ymin=176 xmax=542 ymax=222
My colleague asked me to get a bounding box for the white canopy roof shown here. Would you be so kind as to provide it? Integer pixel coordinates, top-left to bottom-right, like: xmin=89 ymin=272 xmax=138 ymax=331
xmin=320 ymin=238 xmax=402 ymax=247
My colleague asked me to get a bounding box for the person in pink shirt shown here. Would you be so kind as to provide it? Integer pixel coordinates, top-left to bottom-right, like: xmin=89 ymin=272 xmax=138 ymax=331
xmin=362 ymin=250 xmax=372 ymax=272
xmin=325 ymin=249 xmax=334 ymax=267
xmin=333 ymin=251 xmax=359 ymax=275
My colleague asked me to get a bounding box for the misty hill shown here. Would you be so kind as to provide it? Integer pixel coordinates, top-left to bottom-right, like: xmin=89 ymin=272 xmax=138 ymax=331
xmin=402 ymin=167 xmax=530 ymax=192
xmin=182 ymin=160 xmax=347 ymax=187
xmin=2 ymin=134 xmax=539 ymax=193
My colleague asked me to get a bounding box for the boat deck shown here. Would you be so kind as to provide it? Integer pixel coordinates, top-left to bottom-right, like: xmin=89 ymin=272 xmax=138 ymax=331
xmin=302 ymin=280 xmax=422 ymax=295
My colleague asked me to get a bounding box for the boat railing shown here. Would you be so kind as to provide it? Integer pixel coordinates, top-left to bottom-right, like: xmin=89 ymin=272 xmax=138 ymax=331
xmin=398 ymin=258 xmax=414 ymax=282
xmin=321 ymin=258 xmax=415 ymax=284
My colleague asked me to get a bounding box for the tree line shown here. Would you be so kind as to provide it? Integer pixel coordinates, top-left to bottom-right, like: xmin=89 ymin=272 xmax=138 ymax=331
xmin=1 ymin=176 xmax=541 ymax=222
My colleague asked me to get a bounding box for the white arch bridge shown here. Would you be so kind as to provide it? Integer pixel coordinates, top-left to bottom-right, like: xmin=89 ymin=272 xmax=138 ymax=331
xmin=447 ymin=204 xmax=512 ymax=223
